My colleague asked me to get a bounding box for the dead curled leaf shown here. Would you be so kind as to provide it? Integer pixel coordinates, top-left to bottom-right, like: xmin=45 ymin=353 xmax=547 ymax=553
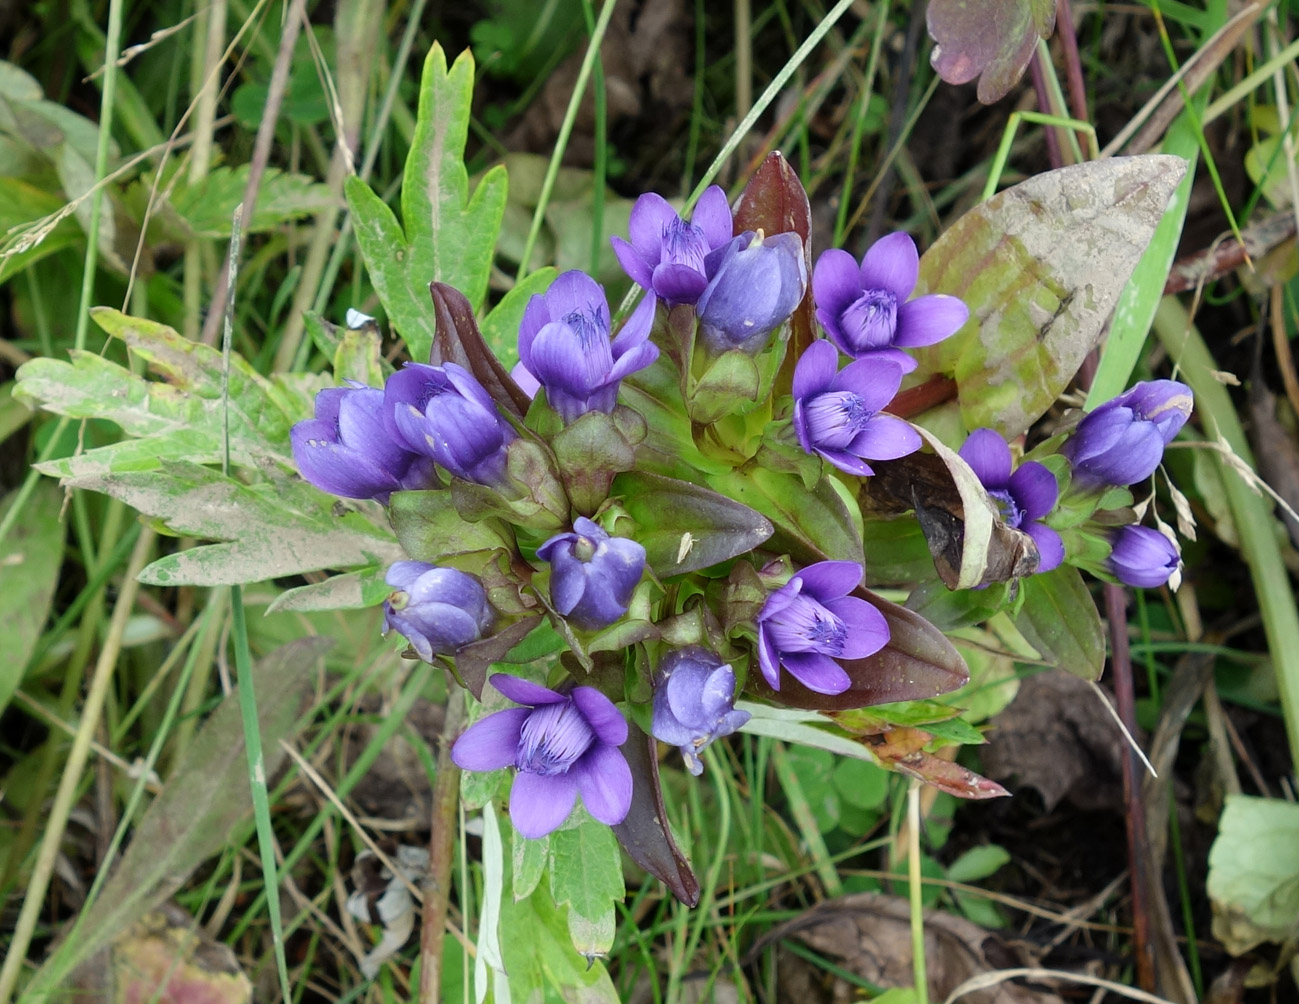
xmin=760 ymin=892 xmax=1064 ymax=1004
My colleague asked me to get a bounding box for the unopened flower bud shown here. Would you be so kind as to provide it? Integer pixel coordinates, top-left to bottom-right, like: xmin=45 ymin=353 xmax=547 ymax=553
xmin=382 ymin=562 xmax=494 ymax=661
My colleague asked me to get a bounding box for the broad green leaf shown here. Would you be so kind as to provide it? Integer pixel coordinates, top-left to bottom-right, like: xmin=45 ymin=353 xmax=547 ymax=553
xmin=167 ymin=165 xmax=337 ymax=238
xmin=0 ymin=177 xmax=82 ymax=282
xmin=26 ymin=638 xmax=329 ymax=994
xmin=65 ymin=462 xmax=401 ymax=587
xmin=913 ymin=156 xmax=1187 ymax=440
xmin=1207 ymin=794 xmax=1299 ymax=954
xmin=15 ymin=308 xmax=325 ymax=478
xmin=946 ymin=844 xmax=1011 ymax=883
xmin=0 ymin=483 xmax=64 ymax=713
xmin=549 ymin=814 xmax=625 ymax=957
xmin=264 ymin=567 xmax=390 ymax=614
xmin=1012 ymin=565 xmax=1104 ymax=680
xmin=708 ymin=467 xmax=862 ymax=567
xmin=927 ymin=0 xmax=1056 ymax=104
xmin=512 ymin=826 xmax=548 ymax=902
xmin=346 ymin=44 xmax=507 ymax=363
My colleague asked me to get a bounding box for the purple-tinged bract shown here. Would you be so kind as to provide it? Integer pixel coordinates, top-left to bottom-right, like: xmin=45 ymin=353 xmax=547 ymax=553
xmin=383 ymin=362 xmax=516 ymax=487
xmin=756 ymin=561 xmax=888 ymax=695
xmin=611 ymin=186 xmax=734 ymax=306
xmin=516 ymin=270 xmax=658 ymax=423
xmin=959 ymin=428 xmax=1064 ymax=573
xmin=382 ymin=561 xmax=494 ymax=662
xmin=451 ymin=673 xmax=632 ymax=838
xmin=1108 ymin=525 xmax=1180 ymax=588
xmin=696 ymin=231 xmax=807 ymax=354
xmin=650 ymin=648 xmax=751 ymax=776
xmin=792 ymin=340 xmax=921 ymax=476
xmin=812 ymin=232 xmax=968 ymax=372
xmin=1063 ymin=380 xmax=1193 ymax=487
xmin=536 ymin=517 xmax=646 ymax=630
xmin=291 ymin=383 xmax=430 ymax=503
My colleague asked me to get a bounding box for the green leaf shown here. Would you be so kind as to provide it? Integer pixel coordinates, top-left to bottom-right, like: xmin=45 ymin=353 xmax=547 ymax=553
xmin=15 ymin=308 xmax=322 ymax=478
xmin=549 ymin=814 xmax=625 ymax=957
xmin=709 ymin=467 xmax=863 ymax=567
xmin=927 ymin=0 xmax=1056 ymax=104
xmin=346 ymin=44 xmax=507 ymax=363
xmin=65 ymin=462 xmax=401 ymax=587
xmin=1207 ymin=794 xmax=1299 ymax=954
xmin=388 ymin=489 xmax=512 ymax=563
xmin=946 ymin=843 xmax=1011 ymax=883
xmin=167 ymin=165 xmax=337 ymax=238
xmin=512 ymin=826 xmax=548 ymax=902
xmin=1013 ymin=565 xmax=1105 ymax=680
xmin=26 ymin=639 xmax=329 ymax=994
xmin=913 ymin=156 xmax=1187 ymax=440
xmin=264 ymin=566 xmax=390 ymax=614
xmin=0 ymin=483 xmax=64 ymax=713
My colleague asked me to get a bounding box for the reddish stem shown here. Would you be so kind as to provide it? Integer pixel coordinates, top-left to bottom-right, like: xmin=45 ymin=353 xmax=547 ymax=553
xmin=1055 ymin=0 xmax=1092 ymax=151
xmin=1029 ymin=51 xmax=1065 ymax=170
xmin=420 ymin=683 xmax=465 ymax=1002
xmin=888 ymin=375 xmax=958 ymax=419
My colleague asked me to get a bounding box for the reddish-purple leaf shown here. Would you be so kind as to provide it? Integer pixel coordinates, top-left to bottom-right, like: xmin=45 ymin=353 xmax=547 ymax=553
xmin=927 ymin=0 xmax=1056 ymax=104
xmin=429 ymin=282 xmax=531 ymax=419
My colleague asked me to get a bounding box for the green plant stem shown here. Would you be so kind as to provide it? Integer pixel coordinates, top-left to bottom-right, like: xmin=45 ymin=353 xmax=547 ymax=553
xmin=516 ymin=0 xmax=619 ymax=282
xmin=832 ymin=0 xmax=889 ymax=246
xmin=1153 ymin=296 xmax=1299 ymax=776
xmin=419 ymin=682 xmax=465 ymax=1002
xmin=907 ymin=778 xmax=929 ymax=1004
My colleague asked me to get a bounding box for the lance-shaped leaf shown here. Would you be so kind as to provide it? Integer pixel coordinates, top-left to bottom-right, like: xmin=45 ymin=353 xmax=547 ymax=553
xmin=865 ymin=429 xmax=1036 ymax=589
xmin=611 ymin=723 xmax=700 ymax=906
xmin=927 ymin=0 xmax=1056 ymax=104
xmin=709 ymin=467 xmax=864 ymax=567
xmin=613 ymin=470 xmax=772 ymax=577
xmin=0 ymin=483 xmax=64 ymax=714
xmin=345 ymin=44 xmax=506 ymax=363
xmin=65 ymin=462 xmax=401 ymax=586
xmin=388 ymin=489 xmax=513 ymax=563
xmin=549 ymin=814 xmax=624 ymax=958
xmin=429 ymin=282 xmax=531 ymax=418
xmin=749 ymin=590 xmax=969 ymax=711
xmin=1012 ymin=565 xmax=1105 ymax=680
xmin=912 ymin=156 xmax=1187 ymax=440
xmin=862 ymin=727 xmax=1009 ymax=799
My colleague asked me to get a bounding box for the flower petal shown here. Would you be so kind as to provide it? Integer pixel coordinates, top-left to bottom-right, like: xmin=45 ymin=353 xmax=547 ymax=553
xmin=291 ymin=426 xmax=400 ymax=500
xmin=1009 ymin=461 xmax=1059 ymax=520
xmin=757 ymin=628 xmax=782 ymax=690
xmin=542 ymin=270 xmax=610 ymax=332
xmin=894 ymin=294 xmax=969 ymax=347
xmin=859 ymin=232 xmax=918 ymax=300
xmin=610 ymin=236 xmax=653 ymax=288
xmin=491 ymin=673 xmax=566 ymax=706
xmin=959 ymin=428 xmax=1013 ymax=489
xmin=811 ymin=248 xmax=863 ymax=318
xmin=692 ymin=185 xmax=733 ymax=248
xmin=651 ymin=262 xmax=709 ymax=305
xmin=823 ymin=595 xmax=890 ymax=659
xmin=574 ymin=745 xmax=633 ymax=826
xmin=451 ymin=707 xmax=530 ymax=771
xmin=610 ymin=292 xmax=657 ymax=356
xmin=571 ymin=687 xmax=628 ymax=746
xmin=780 ymin=652 xmax=852 ymax=695
xmin=832 ymin=356 xmax=905 ymax=413
xmin=547 ymin=547 xmax=587 ymax=616
xmin=817 ymin=448 xmax=875 ymax=477
xmin=848 ymin=414 xmax=922 ymax=462
xmin=510 ymin=770 xmax=578 ymax=838
xmin=792 ymin=339 xmax=840 ymax=400
xmin=1025 ymin=521 xmax=1065 ymax=573
xmin=628 ymin=193 xmax=677 ymax=259
xmin=793 ymin=560 xmax=862 ymax=601
xmin=518 ymin=294 xmax=552 ymax=368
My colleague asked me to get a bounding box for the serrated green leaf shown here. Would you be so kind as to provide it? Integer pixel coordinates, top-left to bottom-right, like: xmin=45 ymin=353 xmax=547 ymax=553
xmin=1013 ymin=565 xmax=1105 ymax=680
xmin=549 ymin=814 xmax=624 ymax=957
xmin=168 ymin=165 xmax=337 ymax=238
xmin=346 ymin=44 xmax=507 ymax=363
xmin=65 ymin=462 xmax=400 ymax=587
xmin=0 ymin=483 xmax=64 ymax=713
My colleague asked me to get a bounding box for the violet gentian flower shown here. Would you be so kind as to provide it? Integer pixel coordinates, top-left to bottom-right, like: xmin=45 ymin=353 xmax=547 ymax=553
xmin=451 ymin=674 xmax=632 ymax=839
xmin=696 ymin=231 xmax=807 ymax=354
xmin=536 ymin=517 xmax=646 ymax=630
xmin=1108 ymin=525 xmax=1180 ymax=588
xmin=959 ymin=428 xmax=1064 ymax=573
xmin=516 ymin=270 xmax=658 ymax=423
xmin=1063 ymin=380 xmax=1194 ymax=488
xmin=650 ymin=648 xmax=751 ymax=776
xmin=792 ymin=339 xmax=921 ymax=476
xmin=756 ymin=560 xmax=888 ymax=695
xmin=291 ymin=384 xmax=430 ymax=502
xmin=611 ymin=186 xmax=733 ymax=306
xmin=382 ymin=561 xmax=494 ymax=662
xmin=812 ymin=233 xmax=968 ymax=372
xmin=383 ymin=362 xmax=516 ymax=487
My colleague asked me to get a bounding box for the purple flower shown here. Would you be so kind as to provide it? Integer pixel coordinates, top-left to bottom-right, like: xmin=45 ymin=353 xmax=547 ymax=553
xmin=536 ymin=517 xmax=646 ymax=630
xmin=516 ymin=270 xmax=658 ymax=423
xmin=451 ymin=674 xmax=632 ymax=839
xmin=382 ymin=362 xmax=516 ymax=487
xmin=696 ymin=231 xmax=808 ymax=354
xmin=792 ymin=339 xmax=921 ymax=476
xmin=812 ymin=233 xmax=968 ymax=372
xmin=611 ymin=186 xmax=733 ymax=306
xmin=650 ymin=649 xmax=751 ymax=776
xmin=1063 ymin=380 xmax=1194 ymax=488
xmin=1108 ymin=525 xmax=1180 ymax=588
xmin=382 ymin=561 xmax=494 ymax=662
xmin=959 ymin=428 xmax=1064 ymax=573
xmin=291 ymin=384 xmax=430 ymax=502
xmin=756 ymin=560 xmax=889 ymax=695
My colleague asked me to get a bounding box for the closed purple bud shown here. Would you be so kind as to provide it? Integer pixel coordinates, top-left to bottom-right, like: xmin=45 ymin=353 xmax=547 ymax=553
xmin=517 ymin=270 xmax=658 ymax=423
xmin=696 ymin=230 xmax=808 ymax=354
xmin=611 ymin=186 xmax=734 ymax=306
xmin=1108 ymin=525 xmax=1180 ymax=588
xmin=383 ymin=362 xmax=516 ymax=487
xmin=382 ymin=561 xmax=494 ymax=662
xmin=756 ymin=561 xmax=889 ymax=695
xmin=450 ymin=673 xmax=632 ymax=838
xmin=812 ymin=233 xmax=968 ymax=373
xmin=791 ymin=340 xmax=921 ymax=477
xmin=1064 ymin=380 xmax=1194 ymax=488
xmin=291 ymin=383 xmax=430 ymax=502
xmin=651 ymin=649 xmax=750 ymax=775
xmin=536 ymin=516 xmax=647 ymax=630
xmin=959 ymin=428 xmax=1065 ymax=573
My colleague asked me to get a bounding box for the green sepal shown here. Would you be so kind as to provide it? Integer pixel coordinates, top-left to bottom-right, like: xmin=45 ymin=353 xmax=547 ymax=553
xmin=685 ymin=349 xmax=760 ymax=425
xmin=449 ymin=439 xmax=569 ymax=532
xmin=550 ymin=408 xmax=642 ymax=515
xmin=388 ymin=489 xmax=514 ymax=562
